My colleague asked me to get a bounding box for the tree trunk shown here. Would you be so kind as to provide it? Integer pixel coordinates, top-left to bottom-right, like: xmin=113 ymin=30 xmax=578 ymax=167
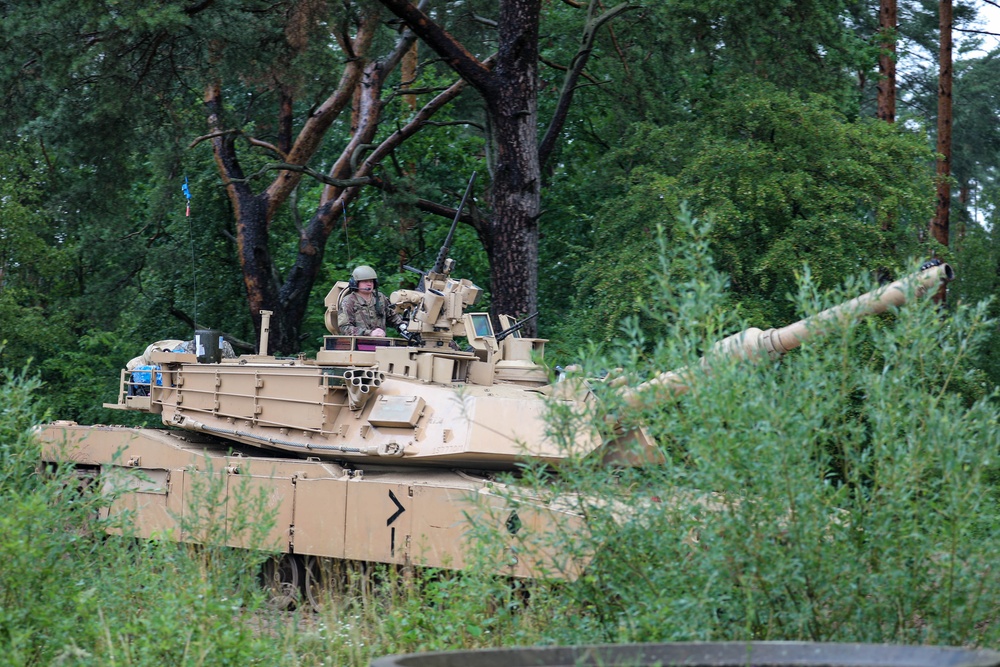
xmin=485 ymin=0 xmax=542 ymax=326
xmin=877 ymin=0 xmax=897 ymax=123
xmin=204 ymin=83 xmax=297 ymax=352
xmin=930 ymin=0 xmax=952 ymax=249
xmin=376 ymin=0 xmax=628 ymax=335
xmin=877 ymin=0 xmax=897 ymax=237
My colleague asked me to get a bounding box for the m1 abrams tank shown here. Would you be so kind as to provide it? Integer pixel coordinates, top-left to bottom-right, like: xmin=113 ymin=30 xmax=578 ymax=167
xmin=36 ymin=206 xmax=955 ymax=608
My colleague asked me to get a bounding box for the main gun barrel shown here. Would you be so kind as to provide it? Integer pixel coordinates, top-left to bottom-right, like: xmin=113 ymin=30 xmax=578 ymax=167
xmin=619 ymin=262 xmax=954 ymax=406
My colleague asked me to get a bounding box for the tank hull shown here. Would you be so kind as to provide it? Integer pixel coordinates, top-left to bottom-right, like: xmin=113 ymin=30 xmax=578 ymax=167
xmin=37 ymin=422 xmax=586 ymax=580
xmin=113 ymin=344 xmax=604 ymax=468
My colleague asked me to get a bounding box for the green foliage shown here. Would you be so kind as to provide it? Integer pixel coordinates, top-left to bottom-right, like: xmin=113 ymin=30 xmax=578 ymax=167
xmin=0 ymin=363 xmax=105 ymax=663
xmin=951 ymin=221 xmax=1000 ymax=391
xmin=553 ymin=82 xmax=935 ymax=354
xmin=0 ymin=360 xmax=290 ymax=666
xmin=0 ymin=140 xmax=78 ymax=369
xmin=493 ymin=213 xmax=1000 ymax=646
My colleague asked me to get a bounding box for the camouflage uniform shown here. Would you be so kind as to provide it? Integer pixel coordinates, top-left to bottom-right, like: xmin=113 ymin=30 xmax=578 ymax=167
xmin=338 ymin=290 xmax=404 ymax=336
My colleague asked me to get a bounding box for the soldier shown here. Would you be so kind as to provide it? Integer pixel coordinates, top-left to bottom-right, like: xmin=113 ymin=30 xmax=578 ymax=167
xmin=338 ymin=265 xmax=405 ymax=337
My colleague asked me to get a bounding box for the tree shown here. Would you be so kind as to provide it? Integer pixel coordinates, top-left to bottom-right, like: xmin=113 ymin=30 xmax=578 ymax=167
xmin=931 ymin=0 xmax=954 ymax=251
xmin=1 ymin=0 xmax=479 ymax=353
xmin=374 ymin=0 xmax=638 ymax=334
xmin=555 ymin=83 xmax=935 ymax=350
xmin=878 ymin=0 xmax=898 ymax=122
xmin=194 ymin=3 xmax=478 ymax=352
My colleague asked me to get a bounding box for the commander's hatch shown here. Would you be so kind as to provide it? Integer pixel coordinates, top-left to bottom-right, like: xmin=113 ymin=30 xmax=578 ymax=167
xmin=457 ymin=312 xmax=495 ymax=385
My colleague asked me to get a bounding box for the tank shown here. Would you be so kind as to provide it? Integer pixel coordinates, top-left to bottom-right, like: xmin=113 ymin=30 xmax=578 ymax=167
xmin=35 ymin=214 xmax=955 ymax=608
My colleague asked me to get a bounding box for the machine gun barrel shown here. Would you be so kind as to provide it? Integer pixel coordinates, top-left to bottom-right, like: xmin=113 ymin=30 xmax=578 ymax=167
xmin=619 ymin=262 xmax=954 ymax=406
xmin=496 ymin=312 xmax=539 ymax=342
xmin=430 ymin=172 xmax=476 ymax=277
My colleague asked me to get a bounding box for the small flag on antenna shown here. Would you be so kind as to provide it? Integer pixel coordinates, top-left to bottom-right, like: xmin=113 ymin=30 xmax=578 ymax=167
xmin=182 ymin=177 xmax=191 ymax=217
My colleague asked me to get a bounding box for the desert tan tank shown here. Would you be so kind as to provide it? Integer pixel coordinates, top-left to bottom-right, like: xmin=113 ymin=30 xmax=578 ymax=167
xmin=35 ymin=206 xmax=955 ymax=608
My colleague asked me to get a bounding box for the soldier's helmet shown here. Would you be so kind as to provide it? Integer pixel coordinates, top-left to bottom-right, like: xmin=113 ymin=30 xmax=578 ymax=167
xmin=351 ymin=265 xmax=379 ymax=289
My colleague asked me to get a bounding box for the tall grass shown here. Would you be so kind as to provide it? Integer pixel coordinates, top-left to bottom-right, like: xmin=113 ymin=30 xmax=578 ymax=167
xmin=0 ymin=359 xmax=284 ymax=666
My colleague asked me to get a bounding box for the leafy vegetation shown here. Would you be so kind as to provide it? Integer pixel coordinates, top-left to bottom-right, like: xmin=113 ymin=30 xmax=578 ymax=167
xmin=552 ymin=82 xmax=936 ymax=351
xmin=506 ymin=215 xmax=1000 ymax=646
xmin=0 ymin=359 xmax=301 ymax=665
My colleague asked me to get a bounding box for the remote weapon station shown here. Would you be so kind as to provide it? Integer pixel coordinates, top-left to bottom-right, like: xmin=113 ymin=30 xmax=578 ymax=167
xmin=37 ymin=176 xmax=955 ymax=607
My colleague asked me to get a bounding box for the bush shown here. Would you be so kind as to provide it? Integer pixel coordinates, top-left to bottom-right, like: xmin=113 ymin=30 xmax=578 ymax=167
xmin=490 ymin=211 xmax=1000 ymax=646
xmin=0 ymin=358 xmax=285 ymax=666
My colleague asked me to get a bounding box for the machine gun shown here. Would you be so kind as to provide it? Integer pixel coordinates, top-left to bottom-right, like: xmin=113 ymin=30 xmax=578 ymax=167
xmin=400 ymin=171 xmax=476 ymax=299
xmin=496 ymin=312 xmax=538 ymax=342
xmin=387 ymin=174 xmax=485 ymax=346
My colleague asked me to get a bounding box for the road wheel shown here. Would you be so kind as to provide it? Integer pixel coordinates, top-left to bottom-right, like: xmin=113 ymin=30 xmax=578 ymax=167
xmin=261 ymin=554 xmax=302 ymax=611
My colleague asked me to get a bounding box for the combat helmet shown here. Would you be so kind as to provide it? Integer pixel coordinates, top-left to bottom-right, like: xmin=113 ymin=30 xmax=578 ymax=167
xmin=350 ymin=265 xmax=378 ymax=290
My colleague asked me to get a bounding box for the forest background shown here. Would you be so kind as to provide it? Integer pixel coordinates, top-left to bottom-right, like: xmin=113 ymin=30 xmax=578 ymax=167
xmin=3 ymin=1 xmax=1000 ymax=665
xmin=0 ymin=0 xmax=999 ymax=419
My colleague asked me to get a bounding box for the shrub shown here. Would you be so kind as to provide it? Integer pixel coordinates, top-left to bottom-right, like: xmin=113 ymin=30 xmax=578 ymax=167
xmin=0 ymin=358 xmax=285 ymax=666
xmin=491 ymin=211 xmax=1000 ymax=646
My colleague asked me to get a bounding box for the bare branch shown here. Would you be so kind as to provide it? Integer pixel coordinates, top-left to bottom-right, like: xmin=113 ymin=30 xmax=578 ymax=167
xmin=120 ymin=221 xmax=157 ymax=242
xmin=470 ymin=13 xmax=498 ymax=28
xmin=350 ymin=143 xmax=378 ymax=171
xmin=188 ymin=129 xmax=286 ymax=158
xmin=234 ymin=162 xmax=378 ymax=188
xmin=539 ymin=1 xmax=639 ymax=168
xmin=378 ymin=0 xmax=494 ymax=93
xmin=423 ymin=119 xmax=486 ymax=131
xmin=539 ymin=54 xmax=600 ymax=85
xmin=388 ymin=85 xmax=455 ymax=96
xmin=955 ymin=27 xmax=1000 ymax=36
xmin=366 ymin=178 xmax=482 ymax=230
xmin=189 ymin=129 xmax=234 ymax=149
xmin=247 ymin=137 xmax=287 ymax=159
